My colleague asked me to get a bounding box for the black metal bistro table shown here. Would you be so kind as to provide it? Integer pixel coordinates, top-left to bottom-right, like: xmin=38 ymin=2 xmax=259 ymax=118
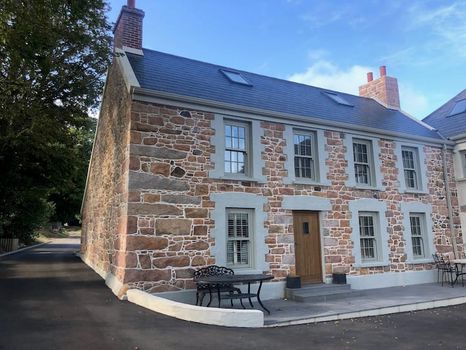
xmin=195 ymin=274 xmax=273 ymax=314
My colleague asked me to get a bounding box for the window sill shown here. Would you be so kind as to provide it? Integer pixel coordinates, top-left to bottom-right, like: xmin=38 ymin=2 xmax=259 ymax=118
xmin=293 ymin=179 xmax=330 ymax=187
xmin=457 ymin=177 xmax=466 ymax=183
xmin=351 ymin=185 xmax=385 ymax=192
xmin=213 ymin=175 xmax=264 ymax=183
xmin=230 ymin=268 xmax=264 ymax=275
xmin=402 ymin=189 xmax=429 ymax=195
xmin=407 ymin=258 xmax=433 ymax=264
xmin=354 ymin=261 xmax=389 ymax=268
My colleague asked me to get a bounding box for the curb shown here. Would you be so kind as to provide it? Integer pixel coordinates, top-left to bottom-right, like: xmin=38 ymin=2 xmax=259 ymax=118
xmin=264 ymin=295 xmax=466 ymax=327
xmin=0 ymin=241 xmax=50 ymax=259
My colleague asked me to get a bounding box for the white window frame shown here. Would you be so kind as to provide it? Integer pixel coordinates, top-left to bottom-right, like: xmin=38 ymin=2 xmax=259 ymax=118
xmin=224 ymin=120 xmax=250 ymax=177
xmin=344 ymin=134 xmax=384 ymax=190
xmin=283 ymin=126 xmax=330 ymax=186
xmin=409 ymin=213 xmax=426 ymax=259
xmin=401 ymin=202 xmax=434 ymax=264
xmin=209 ymin=114 xmax=266 ymax=182
xmin=395 ymin=142 xmax=428 ymax=194
xmin=358 ymin=212 xmax=381 ymax=263
xmin=349 ymin=199 xmax=389 ymax=268
xmin=226 ymin=208 xmax=254 ymax=269
xmin=401 ymin=146 xmax=421 ymax=191
xmin=353 ymin=139 xmax=375 ymax=187
xmin=293 ymin=130 xmax=317 ymax=181
xmin=210 ymin=192 xmax=268 ymax=274
xmin=461 ymin=150 xmax=466 ymax=178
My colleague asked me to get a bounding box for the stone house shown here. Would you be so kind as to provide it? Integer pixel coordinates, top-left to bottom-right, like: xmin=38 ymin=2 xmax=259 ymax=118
xmin=80 ymin=1 xmax=463 ymax=300
xmin=423 ymin=90 xmax=466 ymax=253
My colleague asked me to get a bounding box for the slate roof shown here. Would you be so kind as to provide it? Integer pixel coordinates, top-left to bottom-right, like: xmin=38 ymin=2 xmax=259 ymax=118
xmin=127 ymin=48 xmax=443 ymax=140
xmin=423 ymin=89 xmax=466 ymax=139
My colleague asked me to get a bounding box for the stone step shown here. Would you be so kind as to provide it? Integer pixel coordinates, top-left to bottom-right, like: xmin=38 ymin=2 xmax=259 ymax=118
xmin=286 ymin=284 xmax=356 ymax=303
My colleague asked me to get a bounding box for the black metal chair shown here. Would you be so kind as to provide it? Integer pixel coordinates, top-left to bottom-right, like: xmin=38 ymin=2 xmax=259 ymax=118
xmin=193 ymin=265 xmax=242 ymax=307
xmin=433 ymin=253 xmax=464 ymax=287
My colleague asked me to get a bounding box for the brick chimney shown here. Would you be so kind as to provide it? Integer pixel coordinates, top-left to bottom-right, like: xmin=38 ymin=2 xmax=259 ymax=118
xmin=359 ymin=66 xmax=400 ymax=109
xmin=113 ymin=0 xmax=145 ymax=51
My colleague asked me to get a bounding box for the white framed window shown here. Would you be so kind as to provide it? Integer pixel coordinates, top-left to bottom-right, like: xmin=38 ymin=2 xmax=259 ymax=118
xmin=226 ymin=209 xmax=253 ymax=268
xmin=353 ymin=139 xmax=375 ymax=186
xmin=461 ymin=151 xmax=466 ymax=178
xmin=401 ymin=202 xmax=434 ymax=264
xmin=224 ymin=121 xmax=250 ymax=176
xmin=409 ymin=213 xmax=426 ymax=259
xmin=349 ymin=199 xmax=389 ymax=268
xmin=395 ymin=143 xmax=427 ymax=193
xmin=283 ymin=126 xmax=330 ymax=186
xmin=209 ymin=115 xmax=266 ymax=182
xmin=401 ymin=147 xmax=421 ymax=190
xmin=359 ymin=212 xmax=380 ymax=262
xmin=294 ymin=131 xmax=317 ymax=180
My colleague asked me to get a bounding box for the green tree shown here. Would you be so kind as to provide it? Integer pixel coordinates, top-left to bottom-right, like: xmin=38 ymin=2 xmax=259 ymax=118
xmin=0 ymin=0 xmax=112 ymax=242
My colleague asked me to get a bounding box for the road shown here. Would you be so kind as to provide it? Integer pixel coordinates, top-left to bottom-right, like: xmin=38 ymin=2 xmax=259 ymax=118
xmin=1 ymin=240 xmax=466 ymax=350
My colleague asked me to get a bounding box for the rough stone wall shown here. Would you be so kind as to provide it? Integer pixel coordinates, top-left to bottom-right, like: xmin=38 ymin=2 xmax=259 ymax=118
xmin=123 ymin=99 xmax=462 ymax=292
xmin=80 ymin=61 xmax=132 ymax=282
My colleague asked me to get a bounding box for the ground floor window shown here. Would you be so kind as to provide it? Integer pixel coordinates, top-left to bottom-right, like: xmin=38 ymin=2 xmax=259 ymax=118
xmin=409 ymin=213 xmax=427 ymax=259
xmin=358 ymin=212 xmax=380 ymax=262
xmin=226 ymin=209 xmax=254 ymax=268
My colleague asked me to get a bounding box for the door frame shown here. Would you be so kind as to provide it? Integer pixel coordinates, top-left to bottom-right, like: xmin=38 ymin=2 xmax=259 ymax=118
xmin=292 ymin=210 xmax=326 ymax=284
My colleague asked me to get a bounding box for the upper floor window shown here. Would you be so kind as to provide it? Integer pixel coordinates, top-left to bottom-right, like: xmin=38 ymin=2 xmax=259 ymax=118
xmin=402 ymin=147 xmax=421 ymax=190
xmin=294 ymin=131 xmax=316 ymax=181
xmin=226 ymin=209 xmax=253 ymax=268
xmin=461 ymin=151 xmax=466 ymax=178
xmin=224 ymin=121 xmax=249 ymax=176
xmin=353 ymin=139 xmax=374 ymax=186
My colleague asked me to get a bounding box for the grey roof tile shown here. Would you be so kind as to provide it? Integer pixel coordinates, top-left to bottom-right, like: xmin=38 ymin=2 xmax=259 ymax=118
xmin=127 ymin=49 xmax=443 ymax=140
xmin=423 ymin=89 xmax=466 ymax=138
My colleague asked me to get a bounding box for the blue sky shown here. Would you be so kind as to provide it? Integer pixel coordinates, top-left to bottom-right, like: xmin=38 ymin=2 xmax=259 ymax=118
xmin=108 ymin=0 xmax=465 ymax=119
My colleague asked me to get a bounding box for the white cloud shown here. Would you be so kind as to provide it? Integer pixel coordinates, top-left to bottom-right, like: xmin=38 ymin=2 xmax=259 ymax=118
xmin=288 ymin=60 xmax=372 ymax=94
xmin=288 ymin=59 xmax=429 ymax=119
xmin=409 ymin=1 xmax=466 ymax=58
xmin=398 ymin=83 xmax=429 ymax=119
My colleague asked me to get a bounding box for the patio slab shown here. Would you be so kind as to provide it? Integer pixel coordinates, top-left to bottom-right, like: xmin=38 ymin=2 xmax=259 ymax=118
xmin=263 ymin=283 xmax=466 ymax=327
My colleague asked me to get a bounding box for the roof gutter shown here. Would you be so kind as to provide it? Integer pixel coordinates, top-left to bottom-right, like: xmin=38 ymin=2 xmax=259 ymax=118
xmin=450 ymin=132 xmax=466 ymax=142
xmin=442 ymin=143 xmax=458 ymax=258
xmin=132 ymin=87 xmax=454 ymax=147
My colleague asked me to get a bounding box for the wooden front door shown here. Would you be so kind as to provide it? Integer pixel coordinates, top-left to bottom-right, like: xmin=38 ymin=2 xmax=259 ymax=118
xmin=293 ymin=211 xmax=322 ymax=283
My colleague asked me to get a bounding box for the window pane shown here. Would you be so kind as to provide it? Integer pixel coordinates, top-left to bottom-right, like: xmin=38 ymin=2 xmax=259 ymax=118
xmin=227 ymin=211 xmax=252 ymax=267
xmin=353 ymin=142 xmax=368 ymax=163
xmin=410 ymin=215 xmax=425 ymax=258
xmin=355 ymin=164 xmax=369 ymax=184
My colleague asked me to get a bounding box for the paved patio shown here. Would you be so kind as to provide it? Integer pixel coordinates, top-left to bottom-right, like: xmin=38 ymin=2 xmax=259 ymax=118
xmin=263 ymin=283 xmax=466 ymax=326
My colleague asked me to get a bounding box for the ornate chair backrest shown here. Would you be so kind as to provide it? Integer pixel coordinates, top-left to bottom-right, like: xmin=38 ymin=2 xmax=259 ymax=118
xmin=193 ymin=265 xmax=235 ymax=289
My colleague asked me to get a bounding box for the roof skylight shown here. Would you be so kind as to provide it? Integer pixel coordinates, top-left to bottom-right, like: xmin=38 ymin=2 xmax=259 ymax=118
xmin=220 ymin=69 xmax=251 ymax=86
xmin=448 ymin=99 xmax=466 ymax=117
xmin=322 ymin=91 xmax=353 ymax=107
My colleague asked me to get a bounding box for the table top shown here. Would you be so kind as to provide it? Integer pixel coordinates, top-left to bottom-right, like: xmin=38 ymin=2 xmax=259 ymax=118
xmin=194 ymin=274 xmax=273 ymax=284
xmin=451 ymin=259 xmax=466 ymax=264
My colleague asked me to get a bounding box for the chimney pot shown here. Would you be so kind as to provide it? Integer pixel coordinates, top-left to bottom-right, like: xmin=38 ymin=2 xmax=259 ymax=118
xmin=367 ymin=72 xmax=373 ymax=82
xmin=379 ymin=65 xmax=387 ymax=77
xmin=128 ymin=0 xmax=135 ymax=8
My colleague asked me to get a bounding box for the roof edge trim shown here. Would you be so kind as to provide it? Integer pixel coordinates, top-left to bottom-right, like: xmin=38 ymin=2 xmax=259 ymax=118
xmin=132 ymin=87 xmax=452 ymax=146
xmin=115 ymin=48 xmax=140 ymax=92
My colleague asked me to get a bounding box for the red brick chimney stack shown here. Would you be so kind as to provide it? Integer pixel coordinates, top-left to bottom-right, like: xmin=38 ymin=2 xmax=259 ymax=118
xmin=359 ymin=66 xmax=400 ymax=110
xmin=113 ymin=0 xmax=145 ymax=51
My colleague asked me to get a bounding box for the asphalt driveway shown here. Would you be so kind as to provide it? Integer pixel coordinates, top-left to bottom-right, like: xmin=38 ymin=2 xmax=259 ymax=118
xmin=1 ymin=240 xmax=466 ymax=350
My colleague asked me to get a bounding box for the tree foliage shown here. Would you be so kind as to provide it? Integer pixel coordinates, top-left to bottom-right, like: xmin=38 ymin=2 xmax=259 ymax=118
xmin=0 ymin=0 xmax=112 ymax=242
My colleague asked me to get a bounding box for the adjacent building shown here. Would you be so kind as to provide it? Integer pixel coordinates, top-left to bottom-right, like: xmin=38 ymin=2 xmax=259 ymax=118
xmin=80 ymin=1 xmax=462 ymax=300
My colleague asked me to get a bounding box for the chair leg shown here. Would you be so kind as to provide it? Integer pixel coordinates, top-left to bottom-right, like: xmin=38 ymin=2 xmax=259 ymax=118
xmin=196 ymin=292 xmax=199 ymax=306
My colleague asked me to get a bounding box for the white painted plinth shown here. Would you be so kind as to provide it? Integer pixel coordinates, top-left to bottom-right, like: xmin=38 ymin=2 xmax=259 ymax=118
xmin=127 ymin=289 xmax=264 ymax=328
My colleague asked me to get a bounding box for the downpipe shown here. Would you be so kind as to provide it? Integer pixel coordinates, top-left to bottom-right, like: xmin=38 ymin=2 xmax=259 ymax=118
xmin=442 ymin=143 xmax=458 ymax=258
